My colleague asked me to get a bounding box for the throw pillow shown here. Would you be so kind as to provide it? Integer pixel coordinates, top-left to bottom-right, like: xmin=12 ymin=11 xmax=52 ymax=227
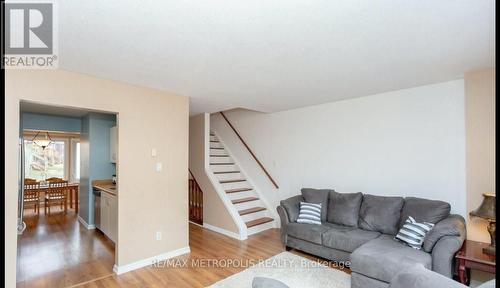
xmin=395 ymin=216 xmax=434 ymax=249
xmin=358 ymin=194 xmax=405 ymax=235
xmin=399 ymin=197 xmax=450 ymax=229
xmin=300 ymin=188 xmax=331 ymax=222
xmin=327 ymin=191 xmax=363 ymax=227
xmin=296 ymin=202 xmax=322 ymax=225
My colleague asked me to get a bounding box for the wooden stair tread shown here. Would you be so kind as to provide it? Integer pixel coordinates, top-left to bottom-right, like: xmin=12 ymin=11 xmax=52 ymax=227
xmin=214 ymin=171 xmax=240 ymax=174
xmin=210 ymin=147 xmax=224 ymax=150
xmin=226 ymin=188 xmax=252 ymax=193
xmin=232 ymin=197 xmax=259 ymax=204
xmin=210 ymin=163 xmax=235 ymax=165
xmin=239 ymin=207 xmax=266 ymax=215
xmin=246 ymin=217 xmax=273 ymax=228
xmin=210 ymin=140 xmax=219 ymax=143
xmin=210 ymin=155 xmax=230 ymax=157
xmin=220 ymin=179 xmax=246 ymax=184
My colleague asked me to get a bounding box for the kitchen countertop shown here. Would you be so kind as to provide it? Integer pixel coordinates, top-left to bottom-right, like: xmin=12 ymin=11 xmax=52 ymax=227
xmin=92 ymin=179 xmax=117 ymax=196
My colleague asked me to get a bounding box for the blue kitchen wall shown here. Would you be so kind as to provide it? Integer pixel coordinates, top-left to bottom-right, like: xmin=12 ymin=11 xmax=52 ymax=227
xmin=79 ymin=116 xmax=91 ymax=223
xmin=22 ymin=112 xmax=82 ymax=132
xmin=79 ymin=113 xmax=116 ymax=224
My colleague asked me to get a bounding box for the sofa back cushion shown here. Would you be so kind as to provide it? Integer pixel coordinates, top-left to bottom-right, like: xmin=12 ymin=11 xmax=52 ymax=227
xmin=301 ymin=188 xmax=331 ymax=222
xmin=358 ymin=194 xmax=404 ymax=235
xmin=327 ymin=191 xmax=363 ymax=227
xmin=399 ymin=197 xmax=451 ymax=229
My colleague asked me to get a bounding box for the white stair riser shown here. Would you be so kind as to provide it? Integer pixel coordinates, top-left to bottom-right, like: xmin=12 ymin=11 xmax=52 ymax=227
xmin=233 ymin=199 xmax=265 ymax=210
xmin=210 ymin=157 xmax=234 ymax=164
xmin=247 ymin=220 xmax=276 ymax=235
xmin=220 ymin=181 xmax=250 ymax=190
xmin=209 ymin=129 xmax=275 ymax=236
xmin=215 ymin=172 xmax=243 ymax=181
xmin=241 ymin=210 xmax=269 ymax=222
xmin=210 ymin=149 xmax=227 ymax=156
xmin=210 ymin=142 xmax=224 ymax=149
xmin=210 ymin=164 xmax=238 ymax=172
xmin=226 ymin=190 xmax=256 ymax=201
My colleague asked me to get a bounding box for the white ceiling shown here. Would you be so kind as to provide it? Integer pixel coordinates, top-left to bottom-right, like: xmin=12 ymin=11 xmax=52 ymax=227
xmin=58 ymin=0 xmax=495 ymax=115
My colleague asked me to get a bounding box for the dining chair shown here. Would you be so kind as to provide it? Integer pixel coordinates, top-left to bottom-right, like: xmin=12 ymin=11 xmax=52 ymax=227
xmin=46 ymin=177 xmax=66 ymax=183
xmin=23 ymin=183 xmax=40 ymax=216
xmin=45 ymin=181 xmax=69 ymax=215
xmin=24 ymin=178 xmax=38 ymax=184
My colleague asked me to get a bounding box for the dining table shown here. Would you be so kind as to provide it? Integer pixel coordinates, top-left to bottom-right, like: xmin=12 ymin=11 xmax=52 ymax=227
xmin=24 ymin=182 xmax=80 ymax=214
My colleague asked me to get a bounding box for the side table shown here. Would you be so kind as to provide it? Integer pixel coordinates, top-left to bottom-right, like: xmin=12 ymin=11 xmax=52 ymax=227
xmin=455 ymin=240 xmax=496 ymax=285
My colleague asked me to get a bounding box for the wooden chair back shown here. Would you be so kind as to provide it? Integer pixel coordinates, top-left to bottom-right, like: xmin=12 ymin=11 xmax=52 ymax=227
xmin=23 ymin=184 xmax=40 ymax=202
xmin=46 ymin=177 xmax=66 ymax=183
xmin=24 ymin=178 xmax=38 ymax=184
xmin=46 ymin=181 xmax=69 ymax=199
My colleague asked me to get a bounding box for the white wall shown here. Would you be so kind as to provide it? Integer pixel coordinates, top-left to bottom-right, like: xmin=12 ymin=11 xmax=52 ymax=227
xmin=222 ymin=80 xmax=466 ymax=216
xmin=6 ymin=70 xmax=189 ymax=286
xmin=189 ymin=114 xmax=239 ymax=233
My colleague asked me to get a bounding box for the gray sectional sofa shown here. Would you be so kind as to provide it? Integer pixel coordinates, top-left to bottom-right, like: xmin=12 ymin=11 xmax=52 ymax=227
xmin=276 ymin=188 xmax=466 ymax=288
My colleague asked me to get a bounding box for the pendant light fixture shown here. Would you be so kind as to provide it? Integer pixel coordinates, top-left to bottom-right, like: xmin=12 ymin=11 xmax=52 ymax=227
xmin=32 ymin=131 xmax=52 ymax=149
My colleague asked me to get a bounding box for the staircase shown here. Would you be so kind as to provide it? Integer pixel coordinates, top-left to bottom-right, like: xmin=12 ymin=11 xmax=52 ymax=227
xmin=209 ymin=131 xmax=275 ymax=235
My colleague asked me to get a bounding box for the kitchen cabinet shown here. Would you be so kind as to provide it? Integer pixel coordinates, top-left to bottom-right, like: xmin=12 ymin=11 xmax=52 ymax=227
xmin=110 ymin=126 xmax=118 ymax=163
xmin=100 ymin=191 xmax=117 ymax=243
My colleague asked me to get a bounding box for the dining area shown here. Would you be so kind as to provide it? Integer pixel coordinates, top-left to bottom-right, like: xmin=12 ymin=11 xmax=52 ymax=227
xmin=23 ymin=177 xmax=79 ymax=216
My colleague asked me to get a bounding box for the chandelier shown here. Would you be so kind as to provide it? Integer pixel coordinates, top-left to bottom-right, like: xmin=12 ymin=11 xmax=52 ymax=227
xmin=32 ymin=131 xmax=52 ymax=149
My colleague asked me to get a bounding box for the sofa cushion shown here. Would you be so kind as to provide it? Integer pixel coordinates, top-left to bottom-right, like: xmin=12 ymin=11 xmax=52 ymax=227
xmin=351 ymin=235 xmax=432 ymax=283
xmin=327 ymin=191 xmax=363 ymax=227
xmin=388 ymin=264 xmax=467 ymax=288
xmin=322 ymin=227 xmax=380 ymax=252
xmin=301 ymin=188 xmax=331 ymax=222
xmin=286 ymin=223 xmax=330 ymax=244
xmin=399 ymin=197 xmax=450 ymax=229
xmin=359 ymin=194 xmax=404 ymax=235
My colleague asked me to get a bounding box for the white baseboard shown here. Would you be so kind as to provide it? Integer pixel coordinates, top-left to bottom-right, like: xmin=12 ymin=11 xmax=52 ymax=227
xmin=189 ymin=221 xmax=203 ymax=228
xmin=203 ymin=223 xmax=245 ymax=240
xmin=78 ymin=215 xmax=96 ymax=230
xmin=113 ymin=246 xmax=191 ymax=275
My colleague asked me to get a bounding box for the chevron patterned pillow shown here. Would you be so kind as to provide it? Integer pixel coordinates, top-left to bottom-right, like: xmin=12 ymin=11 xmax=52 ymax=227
xmin=296 ymin=202 xmax=322 ymax=225
xmin=395 ymin=216 xmax=434 ymax=249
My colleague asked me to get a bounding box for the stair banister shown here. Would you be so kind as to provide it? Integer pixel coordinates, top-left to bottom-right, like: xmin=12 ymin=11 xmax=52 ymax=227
xmin=219 ymin=112 xmax=279 ymax=189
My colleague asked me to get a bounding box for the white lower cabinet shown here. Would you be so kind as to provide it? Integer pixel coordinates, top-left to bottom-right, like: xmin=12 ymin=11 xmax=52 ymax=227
xmin=100 ymin=192 xmax=117 ymax=243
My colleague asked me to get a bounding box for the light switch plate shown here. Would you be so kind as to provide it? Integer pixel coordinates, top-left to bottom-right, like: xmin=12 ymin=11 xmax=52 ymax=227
xmin=156 ymin=162 xmax=162 ymax=172
xmin=151 ymin=148 xmax=157 ymax=157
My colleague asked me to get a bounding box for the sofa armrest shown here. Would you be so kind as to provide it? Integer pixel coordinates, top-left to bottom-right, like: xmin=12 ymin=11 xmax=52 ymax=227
xmin=277 ymin=206 xmax=289 ymax=244
xmin=431 ymin=235 xmax=464 ymax=278
xmin=279 ymin=195 xmax=304 ymax=223
xmin=424 ymin=214 xmax=466 ymax=252
xmin=427 ymin=215 xmax=466 ymax=278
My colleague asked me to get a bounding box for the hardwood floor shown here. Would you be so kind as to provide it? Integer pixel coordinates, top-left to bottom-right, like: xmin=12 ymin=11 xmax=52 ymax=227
xmin=78 ymin=224 xmax=350 ymax=288
xmin=17 ymin=211 xmax=350 ymax=288
xmin=16 ymin=209 xmax=115 ymax=288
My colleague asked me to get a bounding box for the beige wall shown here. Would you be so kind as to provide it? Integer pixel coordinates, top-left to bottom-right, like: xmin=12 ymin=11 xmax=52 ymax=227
xmin=5 ymin=70 xmax=189 ymax=287
xmin=465 ymin=68 xmax=496 ymax=242
xmin=189 ymin=114 xmax=238 ymax=233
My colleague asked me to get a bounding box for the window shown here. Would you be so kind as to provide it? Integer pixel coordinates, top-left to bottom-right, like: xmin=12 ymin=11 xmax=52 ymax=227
xmin=24 ymin=134 xmax=80 ymax=182
xmin=24 ymin=139 xmax=66 ymax=181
